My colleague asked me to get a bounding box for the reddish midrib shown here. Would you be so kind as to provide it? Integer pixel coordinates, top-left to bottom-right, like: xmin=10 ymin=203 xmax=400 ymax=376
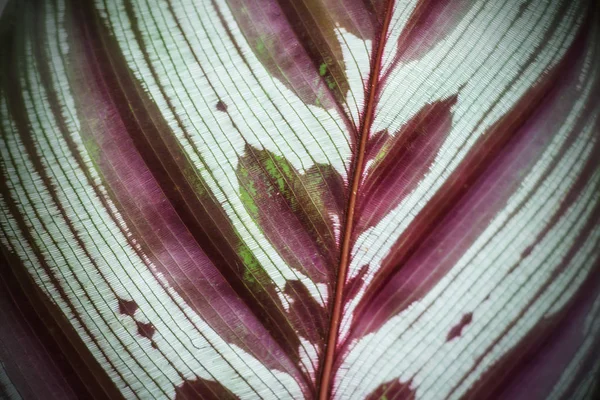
xmin=318 ymin=2 xmax=396 ymax=399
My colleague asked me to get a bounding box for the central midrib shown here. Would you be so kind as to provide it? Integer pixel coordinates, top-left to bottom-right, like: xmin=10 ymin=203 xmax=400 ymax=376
xmin=318 ymin=2 xmax=397 ymax=399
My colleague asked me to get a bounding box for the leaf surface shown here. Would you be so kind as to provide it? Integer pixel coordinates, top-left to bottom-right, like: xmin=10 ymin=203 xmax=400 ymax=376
xmin=1 ymin=0 xmax=599 ymax=399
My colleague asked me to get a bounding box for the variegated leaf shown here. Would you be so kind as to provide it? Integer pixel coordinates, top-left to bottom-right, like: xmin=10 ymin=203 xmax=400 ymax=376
xmin=1 ymin=0 xmax=599 ymax=399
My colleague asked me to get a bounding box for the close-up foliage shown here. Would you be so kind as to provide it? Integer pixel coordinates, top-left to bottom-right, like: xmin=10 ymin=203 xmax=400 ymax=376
xmin=0 ymin=0 xmax=599 ymax=398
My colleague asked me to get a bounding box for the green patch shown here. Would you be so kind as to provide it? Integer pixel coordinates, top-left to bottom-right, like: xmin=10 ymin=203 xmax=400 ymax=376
xmin=239 ymin=244 xmax=261 ymax=285
xmin=315 ymin=85 xmax=326 ymax=107
xmin=373 ymin=141 xmax=391 ymax=165
xmin=182 ymin=166 xmax=207 ymax=197
xmin=379 ymin=385 xmax=388 ymax=400
xmin=239 ymin=182 xmax=258 ymax=217
xmin=255 ymin=35 xmax=275 ymax=56
xmin=326 ymin=76 xmax=336 ymax=90
xmin=319 ymin=62 xmax=327 ymax=76
xmin=82 ymin=137 xmax=101 ymax=165
xmin=256 ymin=38 xmax=266 ymax=54
xmin=263 ymin=153 xmax=293 ymax=194
xmin=239 ymin=244 xmax=272 ymax=292
xmin=239 ymin=164 xmax=250 ymax=178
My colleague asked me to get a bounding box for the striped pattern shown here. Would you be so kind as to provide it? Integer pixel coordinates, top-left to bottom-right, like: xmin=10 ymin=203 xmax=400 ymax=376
xmin=0 ymin=0 xmax=599 ymax=399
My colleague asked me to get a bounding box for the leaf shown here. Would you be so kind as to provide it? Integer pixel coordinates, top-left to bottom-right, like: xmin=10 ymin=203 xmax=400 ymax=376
xmin=1 ymin=0 xmax=599 ymax=399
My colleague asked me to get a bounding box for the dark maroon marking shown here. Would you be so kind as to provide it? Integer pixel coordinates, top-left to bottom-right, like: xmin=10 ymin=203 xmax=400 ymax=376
xmin=390 ymin=0 xmax=473 ymax=63
xmin=355 ymin=95 xmax=458 ymax=233
xmin=324 ymin=0 xmax=386 ymax=40
xmin=175 ymin=377 xmax=239 ymax=400
xmin=136 ymin=321 xmax=156 ymax=341
xmin=365 ymin=378 xmax=415 ymax=400
xmin=238 ymin=145 xmax=345 ymax=285
xmin=225 ymin=0 xmax=352 ymax=107
xmin=344 ymin=265 xmax=368 ymax=304
xmin=284 ymin=280 xmax=328 ymax=349
xmin=346 ymin=15 xmax=593 ymax=340
xmin=0 ymin=247 xmax=124 ymax=400
xmin=233 ymin=0 xmax=366 ymax=151
xmin=216 ymin=100 xmax=228 ymax=112
xmin=461 ymin=262 xmax=600 ymax=400
xmin=235 ymin=145 xmax=350 ymax=394
xmin=117 ymin=297 xmax=138 ymax=317
xmin=447 ymin=313 xmax=473 ymax=341
xmin=364 ymin=130 xmax=389 ymax=161
xmin=283 ymin=280 xmax=328 ymax=396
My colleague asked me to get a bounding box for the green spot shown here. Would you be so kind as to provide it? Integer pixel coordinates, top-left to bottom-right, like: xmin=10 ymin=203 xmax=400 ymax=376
xmin=256 ymin=38 xmax=266 ymax=54
xmin=373 ymin=142 xmax=391 ymax=164
xmin=183 ymin=167 xmax=207 ymax=197
xmin=319 ymin=63 xmax=327 ymax=76
xmin=193 ymin=181 xmax=206 ymax=197
xmin=239 ymin=244 xmax=272 ymax=291
xmin=315 ymin=85 xmax=327 ymax=107
xmin=239 ymin=183 xmax=258 ymax=217
xmin=379 ymin=385 xmax=388 ymax=400
xmin=240 ymin=244 xmax=261 ymax=285
xmin=83 ymin=137 xmax=100 ymax=160
xmin=326 ymin=76 xmax=336 ymax=90
xmin=82 ymin=137 xmax=103 ymax=175
xmin=263 ymin=154 xmax=293 ymax=194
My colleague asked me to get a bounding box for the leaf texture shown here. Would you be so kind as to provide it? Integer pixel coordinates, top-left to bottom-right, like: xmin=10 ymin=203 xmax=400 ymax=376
xmin=0 ymin=0 xmax=599 ymax=399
